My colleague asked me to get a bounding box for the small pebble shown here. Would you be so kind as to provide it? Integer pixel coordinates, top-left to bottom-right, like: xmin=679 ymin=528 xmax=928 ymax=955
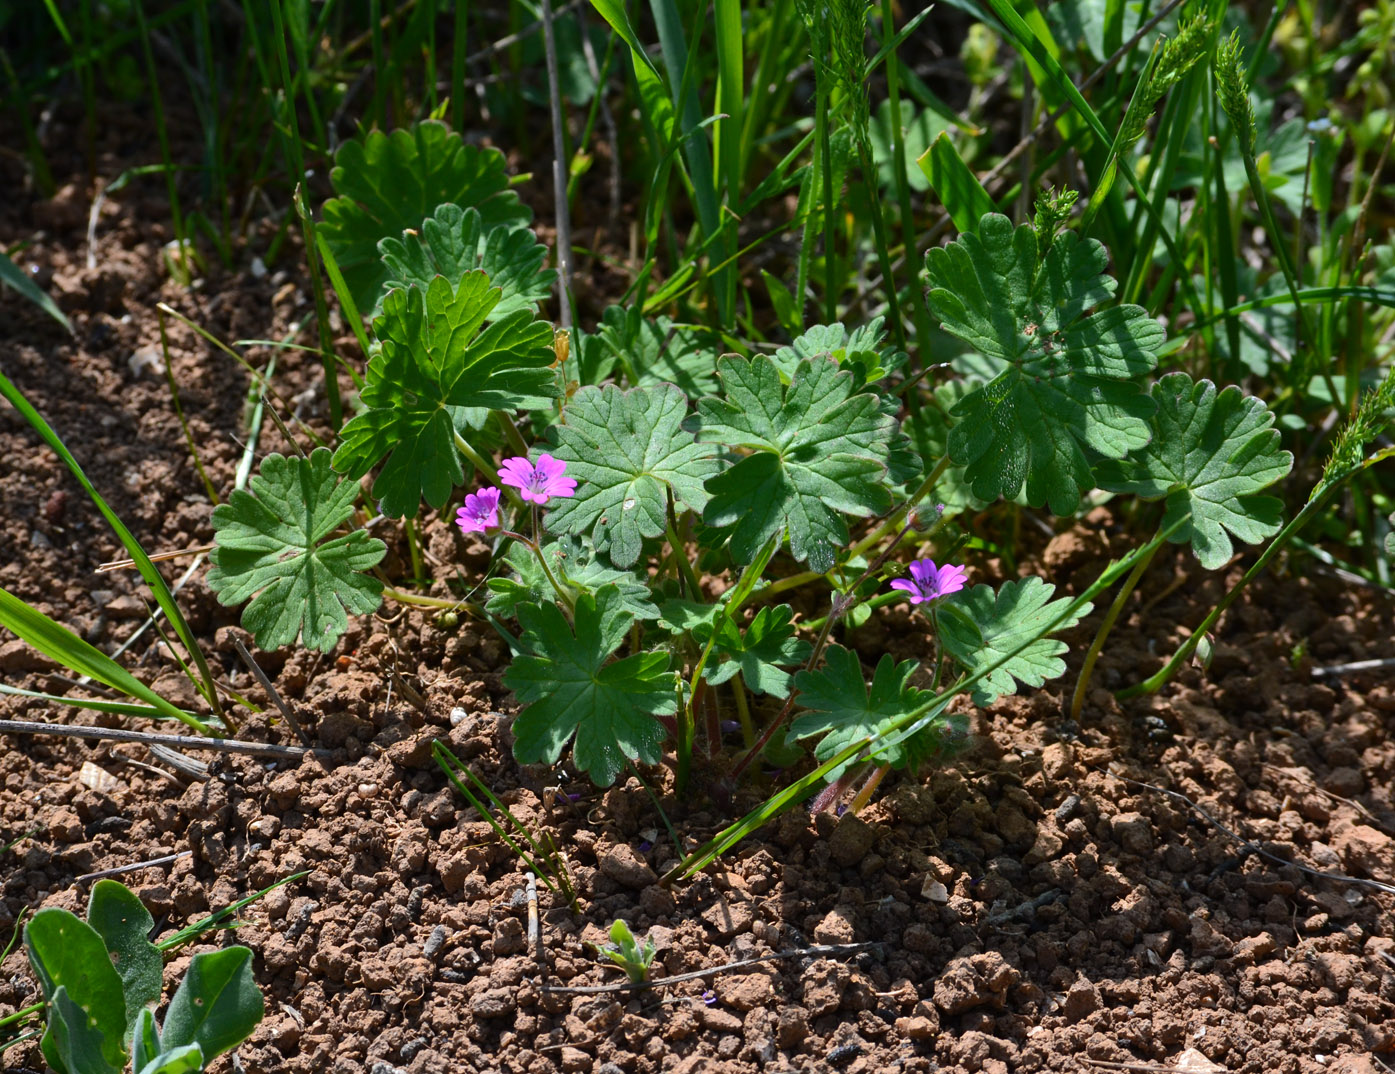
xmin=357 ymin=782 xmax=379 ymax=799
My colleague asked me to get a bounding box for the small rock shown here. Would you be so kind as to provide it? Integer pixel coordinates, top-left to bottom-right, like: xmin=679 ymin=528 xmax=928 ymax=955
xmin=801 ymin=960 xmax=846 ymax=1017
xmin=1335 ymin=825 xmax=1395 ymax=876
xmin=932 ymin=952 xmax=1018 ymax=1015
xmin=104 ymin=593 xmax=146 ymax=619
xmin=1062 ymin=978 xmax=1101 ymax=1022
xmin=48 ymin=809 xmax=83 ymax=843
xmin=827 ymin=813 xmax=877 ymax=867
xmin=813 ymin=905 xmax=857 ymax=944
xmin=697 ymin=1004 xmax=742 ymax=1033
xmin=1188 ymin=917 xmax=1234 ymax=959
xmin=559 ymin=1047 xmax=591 ymax=1073
xmin=775 ymin=1006 xmax=810 ymax=1049
xmin=1232 ymin=933 xmax=1276 ymax=963
xmin=471 ymin=988 xmax=516 ymax=1018
xmin=1173 ymin=1047 xmax=1226 ymax=1073
xmin=716 ymin=972 xmax=775 ymax=1011
xmin=1041 ymin=742 xmax=1074 ymax=780
xmin=493 ymin=917 xmax=526 ymax=956
xmin=1325 ymin=767 xmax=1365 ymax=796
xmin=701 ymin=895 xmax=752 ymax=939
xmin=598 ymin=842 xmax=657 ymax=889
xmin=1110 ymin=812 xmax=1153 ymax=854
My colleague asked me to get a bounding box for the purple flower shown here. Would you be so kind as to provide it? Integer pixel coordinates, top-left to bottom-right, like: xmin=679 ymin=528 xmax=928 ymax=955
xmin=455 ymin=487 xmax=501 ymax=535
xmin=890 ymin=559 xmax=968 ymax=605
xmin=498 ymin=453 xmax=577 ymax=505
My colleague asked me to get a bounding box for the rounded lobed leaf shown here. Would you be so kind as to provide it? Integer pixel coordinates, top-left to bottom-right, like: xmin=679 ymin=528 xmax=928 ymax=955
xmin=924 ymin=213 xmax=1163 ymax=514
xmin=319 ymin=121 xmax=530 ymax=313
xmin=208 ymin=448 xmax=386 ymax=652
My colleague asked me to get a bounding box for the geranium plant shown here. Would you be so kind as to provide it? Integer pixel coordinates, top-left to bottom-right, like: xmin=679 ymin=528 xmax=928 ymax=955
xmin=200 ymin=117 xmax=1393 ymax=881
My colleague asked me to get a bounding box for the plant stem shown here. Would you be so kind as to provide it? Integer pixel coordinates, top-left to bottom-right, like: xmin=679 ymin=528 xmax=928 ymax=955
xmin=849 ymin=762 xmax=891 ymax=814
xmin=731 ymin=676 xmax=755 ymax=747
xmin=1070 ymin=541 xmax=1159 ymax=719
xmin=499 ymin=529 xmax=575 ymax=611
xmin=666 ymin=500 xmax=702 ymax=600
xmin=381 ymin=586 xmax=480 ymax=613
xmin=454 ymin=430 xmax=502 ymax=486
xmin=402 ymin=518 xmax=425 ymax=586
xmin=539 ymin=0 xmax=574 ymax=330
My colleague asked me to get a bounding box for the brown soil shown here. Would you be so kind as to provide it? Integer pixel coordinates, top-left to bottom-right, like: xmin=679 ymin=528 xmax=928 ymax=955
xmin=4 ymin=104 xmax=1395 ymax=1074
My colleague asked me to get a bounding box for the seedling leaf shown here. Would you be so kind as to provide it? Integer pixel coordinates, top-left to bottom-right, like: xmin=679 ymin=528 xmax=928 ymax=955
xmin=1095 ymin=373 xmax=1293 ymax=569
xmin=505 ymin=585 xmax=678 ymax=786
xmin=939 ymin=577 xmax=1090 ymax=705
xmin=24 ymin=909 xmax=129 ymax=1073
xmin=332 ymin=273 xmax=558 ymax=517
xmin=46 ymin=985 xmax=123 ymax=1074
xmin=208 ymin=448 xmax=386 ymax=652
xmin=159 ymin=947 xmax=263 ymax=1061
xmin=790 ymin=646 xmax=954 ymax=779
xmin=135 ymin=1042 xmax=204 ymax=1074
xmin=378 ymin=203 xmax=555 ymax=320
xmin=544 ymin=384 xmax=718 ymax=567
xmin=320 ymin=121 xmax=530 ymax=313
xmin=924 ymin=213 xmax=1163 ymax=513
xmin=86 ymin=880 xmax=162 ymax=1034
xmin=691 ymin=355 xmax=901 ymax=572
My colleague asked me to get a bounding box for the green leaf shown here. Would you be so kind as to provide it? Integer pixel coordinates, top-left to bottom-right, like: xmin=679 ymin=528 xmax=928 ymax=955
xmin=1095 ymin=373 xmax=1293 ymax=569
xmin=332 ymin=273 xmax=558 ymax=517
xmin=872 ymin=99 xmax=952 ymax=192
xmin=319 ymin=121 xmax=531 ymax=313
xmin=45 ymin=986 xmax=123 ymax=1074
xmin=0 ymin=248 xmax=72 ymax=332
xmin=691 ymin=355 xmax=900 ymax=572
xmin=159 ymin=947 xmax=263 ymax=1062
xmin=504 ymin=586 xmax=679 ymax=786
xmin=207 ymin=448 xmax=386 ymax=652
xmin=662 ymin=602 xmax=811 ymax=697
xmin=544 ymin=384 xmax=718 ymax=567
xmin=377 ymin=203 xmax=555 ymax=321
xmin=789 ymin=646 xmax=952 ymax=779
xmin=939 ymin=577 xmax=1090 ymax=705
xmin=86 ymin=881 xmax=162 ymax=1035
xmin=485 ymin=535 xmax=659 ymax=622
xmin=770 ymin=317 xmax=908 ymax=387
xmin=1387 ymin=513 xmax=1395 ymax=556
xmin=925 ymin=213 xmax=1163 ymax=513
xmin=24 ymin=909 xmax=129 ymax=1073
xmin=575 ymin=307 xmax=721 ymax=396
xmin=704 ymin=605 xmax=812 ymax=698
xmin=0 ymin=587 xmax=205 ymax=729
xmin=131 ymin=1009 xmax=160 ymax=1073
xmin=917 ymin=131 xmax=996 ymax=235
xmin=135 ymin=1042 xmax=204 ymax=1074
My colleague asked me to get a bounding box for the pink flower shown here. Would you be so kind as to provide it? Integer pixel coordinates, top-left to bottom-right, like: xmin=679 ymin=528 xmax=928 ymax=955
xmin=498 ymin=453 xmax=577 ymax=505
xmin=455 ymin=487 xmax=501 ymax=535
xmin=890 ymin=559 xmax=968 ymax=605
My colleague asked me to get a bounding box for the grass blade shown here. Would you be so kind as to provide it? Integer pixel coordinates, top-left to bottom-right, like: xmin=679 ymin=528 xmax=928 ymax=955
xmin=918 ymin=131 xmax=996 ymax=235
xmin=0 ymin=586 xmax=209 ymax=732
xmin=0 ymin=249 xmax=71 ymax=333
xmin=0 ymin=368 xmax=226 ymax=725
